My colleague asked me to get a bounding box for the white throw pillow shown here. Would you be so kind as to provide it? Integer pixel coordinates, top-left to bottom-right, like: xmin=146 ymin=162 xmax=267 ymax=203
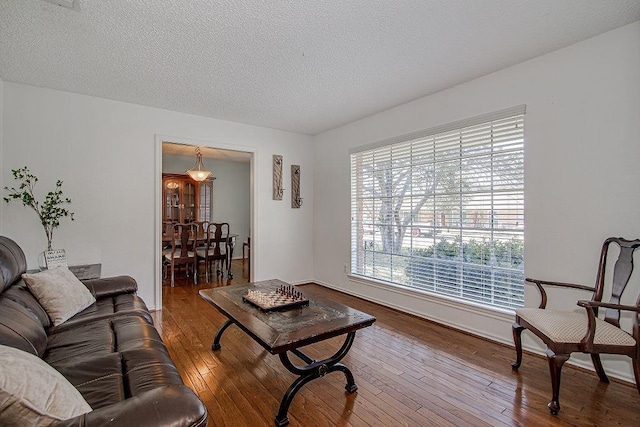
xmin=22 ymin=266 xmax=96 ymax=326
xmin=0 ymin=345 xmax=92 ymax=425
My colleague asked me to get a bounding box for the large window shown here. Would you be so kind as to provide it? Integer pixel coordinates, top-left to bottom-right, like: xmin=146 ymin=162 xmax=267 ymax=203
xmin=350 ymin=106 xmax=525 ymax=310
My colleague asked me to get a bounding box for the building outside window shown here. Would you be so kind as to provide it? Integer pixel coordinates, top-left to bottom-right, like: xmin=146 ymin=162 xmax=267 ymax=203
xmin=350 ymin=106 xmax=525 ymax=310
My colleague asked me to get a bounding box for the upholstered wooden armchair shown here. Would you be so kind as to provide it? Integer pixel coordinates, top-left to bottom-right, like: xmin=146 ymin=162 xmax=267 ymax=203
xmin=512 ymin=237 xmax=640 ymax=414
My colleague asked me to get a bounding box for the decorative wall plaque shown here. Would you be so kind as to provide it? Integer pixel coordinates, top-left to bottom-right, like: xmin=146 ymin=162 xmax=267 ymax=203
xmin=291 ymin=165 xmax=302 ymax=208
xmin=273 ymin=155 xmax=283 ymax=200
xmin=44 ymin=249 xmax=68 ymax=269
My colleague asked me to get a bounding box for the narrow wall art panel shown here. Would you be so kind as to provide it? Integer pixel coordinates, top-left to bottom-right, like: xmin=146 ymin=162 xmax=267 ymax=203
xmin=273 ymin=155 xmax=283 ymax=200
xmin=291 ymin=165 xmax=302 ymax=208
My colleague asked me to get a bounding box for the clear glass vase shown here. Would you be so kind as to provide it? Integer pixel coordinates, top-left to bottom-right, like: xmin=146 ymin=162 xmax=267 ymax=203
xmin=37 ymin=251 xmax=47 ymax=271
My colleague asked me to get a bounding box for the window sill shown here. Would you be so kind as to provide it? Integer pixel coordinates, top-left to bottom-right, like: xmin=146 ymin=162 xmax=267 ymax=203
xmin=346 ymin=273 xmax=516 ymax=324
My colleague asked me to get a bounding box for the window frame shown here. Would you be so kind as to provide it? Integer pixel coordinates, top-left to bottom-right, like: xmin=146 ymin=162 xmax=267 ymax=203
xmin=349 ymin=106 xmax=526 ymax=311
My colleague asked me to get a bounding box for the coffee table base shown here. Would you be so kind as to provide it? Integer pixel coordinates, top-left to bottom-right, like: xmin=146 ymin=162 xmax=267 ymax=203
xmin=211 ymin=319 xmax=233 ymax=350
xmin=212 ymin=322 xmax=358 ymax=426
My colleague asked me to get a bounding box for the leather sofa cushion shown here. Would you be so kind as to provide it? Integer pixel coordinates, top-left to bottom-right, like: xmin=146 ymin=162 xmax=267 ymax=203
xmin=1 ymin=280 xmax=51 ymax=328
xmin=122 ymin=348 xmax=184 ymax=396
xmin=46 ymin=316 xmax=167 ymax=366
xmin=53 ymin=347 xmax=184 ymax=409
xmin=48 ymin=293 xmax=153 ymax=333
xmin=0 ymin=297 xmax=47 ymax=356
xmin=56 ymin=353 xmax=126 ymax=409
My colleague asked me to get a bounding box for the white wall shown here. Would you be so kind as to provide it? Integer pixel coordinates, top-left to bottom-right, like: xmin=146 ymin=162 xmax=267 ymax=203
xmin=1 ymin=84 xmax=314 ymax=308
xmin=162 ymin=153 xmax=251 ymax=250
xmin=312 ymin=22 xmax=640 ymax=382
xmin=0 ymin=76 xmax=3 ymax=233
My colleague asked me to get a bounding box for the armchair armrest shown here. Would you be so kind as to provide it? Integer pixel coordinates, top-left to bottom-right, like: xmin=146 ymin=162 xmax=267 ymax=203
xmin=82 ymin=275 xmax=138 ymax=298
xmin=575 ymin=300 xmax=640 ymax=352
xmin=54 ymin=385 xmax=207 ymax=427
xmin=525 ymin=277 xmax=596 ymax=309
xmin=577 ymin=300 xmax=640 ymax=313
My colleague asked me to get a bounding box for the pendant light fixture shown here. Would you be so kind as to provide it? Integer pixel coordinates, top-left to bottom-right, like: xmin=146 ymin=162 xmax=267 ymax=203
xmin=186 ymin=148 xmax=212 ymax=182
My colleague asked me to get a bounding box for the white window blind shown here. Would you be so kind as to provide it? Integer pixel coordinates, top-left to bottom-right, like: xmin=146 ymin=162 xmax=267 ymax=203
xmin=350 ymin=108 xmax=525 ymax=310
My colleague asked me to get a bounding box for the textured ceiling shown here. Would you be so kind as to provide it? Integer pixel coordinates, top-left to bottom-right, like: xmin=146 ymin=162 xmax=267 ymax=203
xmin=1 ymin=1 xmax=639 ymax=135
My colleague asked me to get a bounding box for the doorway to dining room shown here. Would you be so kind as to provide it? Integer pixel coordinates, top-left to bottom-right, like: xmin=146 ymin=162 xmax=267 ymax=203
xmin=155 ymin=137 xmax=255 ymax=309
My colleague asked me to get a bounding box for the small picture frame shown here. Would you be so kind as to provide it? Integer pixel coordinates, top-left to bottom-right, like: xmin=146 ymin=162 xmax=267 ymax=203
xmin=44 ymin=249 xmax=68 ymax=269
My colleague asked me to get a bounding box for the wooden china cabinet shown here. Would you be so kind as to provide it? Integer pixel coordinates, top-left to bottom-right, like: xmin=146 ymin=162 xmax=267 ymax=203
xmin=162 ymin=173 xmax=214 ymax=223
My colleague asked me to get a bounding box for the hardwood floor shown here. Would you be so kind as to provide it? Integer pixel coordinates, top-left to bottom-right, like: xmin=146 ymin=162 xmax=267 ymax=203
xmin=153 ymin=260 xmax=640 ymax=426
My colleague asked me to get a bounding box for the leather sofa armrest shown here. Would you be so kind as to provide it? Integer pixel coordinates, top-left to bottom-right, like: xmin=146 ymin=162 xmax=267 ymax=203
xmin=82 ymin=276 xmax=138 ymax=298
xmin=54 ymin=385 xmax=207 ymax=427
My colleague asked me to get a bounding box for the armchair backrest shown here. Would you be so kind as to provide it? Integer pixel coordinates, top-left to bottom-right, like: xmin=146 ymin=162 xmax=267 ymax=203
xmin=594 ymin=237 xmax=640 ymax=327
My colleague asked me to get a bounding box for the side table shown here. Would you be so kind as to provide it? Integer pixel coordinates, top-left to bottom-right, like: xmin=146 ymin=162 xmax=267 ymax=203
xmin=69 ymin=263 xmax=102 ymax=280
xmin=27 ymin=263 xmax=102 ymax=280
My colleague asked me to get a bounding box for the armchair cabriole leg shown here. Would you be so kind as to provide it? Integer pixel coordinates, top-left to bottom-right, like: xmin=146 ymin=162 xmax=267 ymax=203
xmin=590 ymin=354 xmax=610 ymax=383
xmin=633 ymin=356 xmax=640 ymax=393
xmin=511 ymin=321 xmax=525 ymax=370
xmin=546 ymin=348 xmax=570 ymax=415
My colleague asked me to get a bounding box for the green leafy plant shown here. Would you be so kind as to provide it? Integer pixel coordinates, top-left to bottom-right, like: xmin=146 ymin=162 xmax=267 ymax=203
xmin=3 ymin=167 xmax=74 ymax=251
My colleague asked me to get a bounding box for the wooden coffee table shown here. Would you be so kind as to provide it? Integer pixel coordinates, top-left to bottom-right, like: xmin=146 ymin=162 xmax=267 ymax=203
xmin=199 ymin=279 xmax=376 ymax=426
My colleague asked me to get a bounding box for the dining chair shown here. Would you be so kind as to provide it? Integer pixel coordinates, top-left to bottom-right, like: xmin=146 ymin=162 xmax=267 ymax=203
xmin=197 ymin=222 xmax=230 ymax=282
xmin=161 ymin=221 xmax=176 ymax=279
xmin=512 ymin=237 xmax=640 ymax=414
xmin=164 ymin=222 xmax=199 ymax=287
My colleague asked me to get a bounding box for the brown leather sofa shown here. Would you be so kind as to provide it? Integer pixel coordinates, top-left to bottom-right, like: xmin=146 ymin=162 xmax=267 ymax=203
xmin=0 ymin=236 xmax=207 ymax=426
